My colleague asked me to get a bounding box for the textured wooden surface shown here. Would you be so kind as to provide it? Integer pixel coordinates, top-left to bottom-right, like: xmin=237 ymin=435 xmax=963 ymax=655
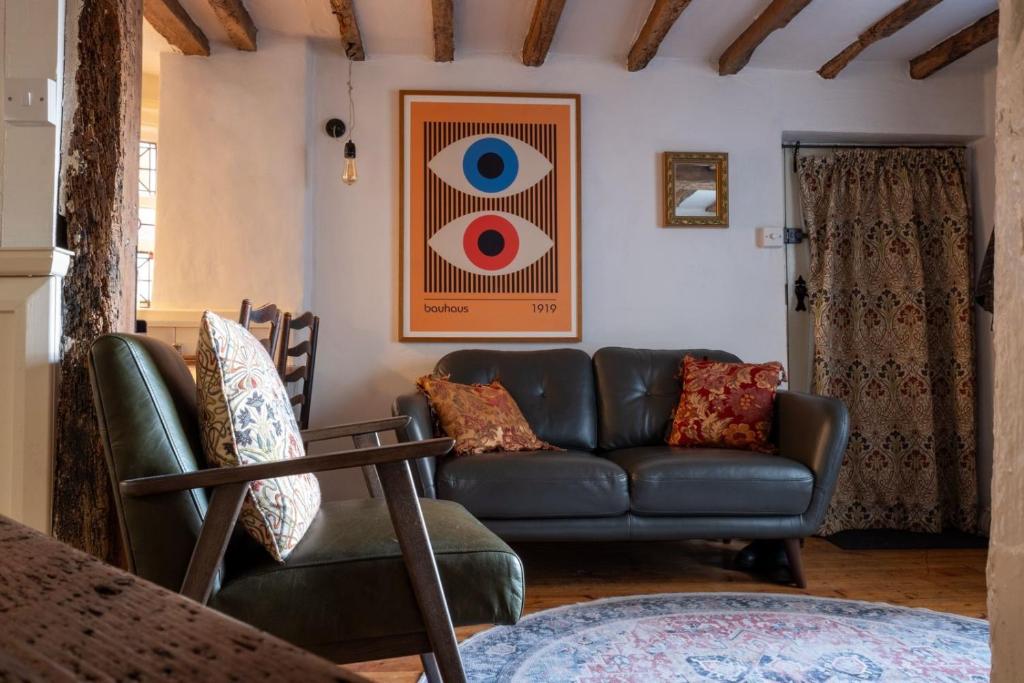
xmin=430 ymin=0 xmax=454 ymax=62
xmin=910 ymin=9 xmax=998 ymax=79
xmin=990 ymin=0 xmax=1024 ymax=676
xmin=207 ymin=0 xmax=258 ymax=51
xmin=350 ymin=537 xmax=988 ymax=681
xmin=522 ymin=0 xmax=567 ymax=67
xmin=54 ymin=0 xmax=142 ymax=565
xmin=718 ymin=0 xmax=813 ymax=75
xmin=626 ymin=0 xmax=692 ymax=72
xmin=329 ymin=0 xmax=366 ymax=61
xmin=0 ymin=515 xmax=364 ymax=682
xmin=143 ymin=0 xmax=210 ymax=56
xmin=817 ymin=0 xmax=942 ymax=79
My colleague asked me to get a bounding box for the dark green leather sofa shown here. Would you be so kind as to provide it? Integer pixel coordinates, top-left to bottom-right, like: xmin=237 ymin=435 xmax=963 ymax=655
xmin=395 ymin=347 xmax=850 ymax=587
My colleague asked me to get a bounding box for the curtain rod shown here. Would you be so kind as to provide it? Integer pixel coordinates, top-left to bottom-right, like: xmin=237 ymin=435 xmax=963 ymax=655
xmin=782 ymin=142 xmax=967 ymax=150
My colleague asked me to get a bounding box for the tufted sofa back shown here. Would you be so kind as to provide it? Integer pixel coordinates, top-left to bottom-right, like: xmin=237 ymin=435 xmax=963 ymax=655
xmin=433 ymin=347 xmax=744 ymax=453
xmin=593 ymin=347 xmax=741 ymax=450
xmin=435 ymin=349 xmax=598 ymax=450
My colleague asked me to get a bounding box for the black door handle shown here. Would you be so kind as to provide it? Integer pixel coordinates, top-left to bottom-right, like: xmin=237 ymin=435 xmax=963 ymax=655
xmin=794 ymin=276 xmax=808 ymax=311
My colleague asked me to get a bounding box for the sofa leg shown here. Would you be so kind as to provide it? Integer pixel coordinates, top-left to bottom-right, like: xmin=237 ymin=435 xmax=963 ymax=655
xmin=783 ymin=538 xmax=807 ymax=589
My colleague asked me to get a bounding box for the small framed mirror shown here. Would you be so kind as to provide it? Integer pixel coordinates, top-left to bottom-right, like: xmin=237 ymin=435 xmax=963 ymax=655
xmin=663 ymin=152 xmax=729 ymax=227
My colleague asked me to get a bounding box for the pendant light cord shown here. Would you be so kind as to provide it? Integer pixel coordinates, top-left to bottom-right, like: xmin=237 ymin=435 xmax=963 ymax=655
xmin=347 ymin=58 xmax=356 ymax=141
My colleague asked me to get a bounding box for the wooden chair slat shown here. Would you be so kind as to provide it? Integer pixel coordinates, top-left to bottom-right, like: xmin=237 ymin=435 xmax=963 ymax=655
xmin=288 ymin=311 xmax=316 ymax=328
xmin=277 ymin=311 xmax=321 ymax=430
xmin=286 ymin=340 xmax=312 ymax=357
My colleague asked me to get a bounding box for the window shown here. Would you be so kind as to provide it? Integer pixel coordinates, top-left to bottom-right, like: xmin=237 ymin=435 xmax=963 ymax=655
xmin=137 ymin=141 xmax=157 ymax=309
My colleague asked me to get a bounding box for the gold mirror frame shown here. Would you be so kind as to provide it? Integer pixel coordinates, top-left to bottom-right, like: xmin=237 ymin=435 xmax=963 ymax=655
xmin=663 ymin=152 xmax=729 ymax=227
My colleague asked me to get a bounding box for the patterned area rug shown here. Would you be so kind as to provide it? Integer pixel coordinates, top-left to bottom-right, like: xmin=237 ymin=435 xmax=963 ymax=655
xmin=444 ymin=593 xmax=989 ymax=682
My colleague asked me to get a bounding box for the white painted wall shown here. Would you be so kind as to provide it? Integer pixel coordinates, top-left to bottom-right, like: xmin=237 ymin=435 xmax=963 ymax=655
xmin=308 ymin=48 xmax=988 ymax=498
xmin=147 ymin=34 xmax=991 ymax=499
xmin=153 ymin=34 xmax=313 ymax=317
xmin=972 ymin=66 xmax=996 ymax=534
xmin=0 ymin=0 xmax=69 ymax=532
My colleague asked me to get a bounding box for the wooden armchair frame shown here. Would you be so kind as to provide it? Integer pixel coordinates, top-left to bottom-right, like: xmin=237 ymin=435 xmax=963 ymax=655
xmin=120 ymin=416 xmax=466 ymax=683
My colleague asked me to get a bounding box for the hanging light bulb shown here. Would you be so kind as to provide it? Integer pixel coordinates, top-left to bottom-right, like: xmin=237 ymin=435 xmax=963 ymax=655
xmin=342 ymin=140 xmax=358 ymax=185
xmin=342 ymin=58 xmax=358 ymax=186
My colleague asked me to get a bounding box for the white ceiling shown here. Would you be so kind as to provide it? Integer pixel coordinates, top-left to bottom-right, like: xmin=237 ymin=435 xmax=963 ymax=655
xmin=143 ymin=0 xmax=999 ymax=75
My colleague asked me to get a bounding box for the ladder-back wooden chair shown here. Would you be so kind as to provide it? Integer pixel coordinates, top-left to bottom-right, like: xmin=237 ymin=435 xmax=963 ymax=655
xmin=278 ymin=311 xmax=320 ymax=430
xmin=238 ymin=299 xmax=283 ymax=360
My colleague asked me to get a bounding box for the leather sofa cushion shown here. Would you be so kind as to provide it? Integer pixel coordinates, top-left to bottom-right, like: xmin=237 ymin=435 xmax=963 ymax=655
xmin=593 ymin=347 xmax=741 ymax=451
xmin=606 ymin=446 xmax=814 ymax=516
xmin=437 ymin=450 xmax=629 ymax=519
xmin=435 ymin=349 xmax=597 ymax=450
xmin=213 ymin=499 xmax=523 ymax=654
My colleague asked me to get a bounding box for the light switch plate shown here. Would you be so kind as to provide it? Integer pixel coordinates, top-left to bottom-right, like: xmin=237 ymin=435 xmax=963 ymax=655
xmin=756 ymin=227 xmax=784 ymax=248
xmin=4 ymin=78 xmax=59 ymax=125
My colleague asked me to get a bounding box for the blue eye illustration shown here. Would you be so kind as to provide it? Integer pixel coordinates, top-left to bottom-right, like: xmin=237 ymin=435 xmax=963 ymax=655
xmin=428 ymin=134 xmax=552 ymax=198
xmin=428 ymin=211 xmax=553 ymax=276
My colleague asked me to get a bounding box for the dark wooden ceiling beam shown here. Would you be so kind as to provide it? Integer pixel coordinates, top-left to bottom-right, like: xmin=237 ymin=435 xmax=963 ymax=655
xmin=718 ymin=0 xmax=812 ymax=76
xmin=432 ymin=0 xmax=455 ymax=62
xmin=522 ymin=0 xmax=567 ymax=67
xmin=910 ymin=10 xmax=998 ymax=79
xmin=328 ymin=0 xmax=365 ymax=60
xmin=819 ymin=0 xmax=942 ymax=78
xmin=627 ymin=0 xmax=693 ymax=72
xmin=143 ymin=0 xmax=210 ymax=57
xmin=207 ymin=0 xmax=257 ymax=51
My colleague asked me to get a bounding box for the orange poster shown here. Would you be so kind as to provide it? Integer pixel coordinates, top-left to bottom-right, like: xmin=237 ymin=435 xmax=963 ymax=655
xmin=400 ymin=91 xmax=580 ymax=341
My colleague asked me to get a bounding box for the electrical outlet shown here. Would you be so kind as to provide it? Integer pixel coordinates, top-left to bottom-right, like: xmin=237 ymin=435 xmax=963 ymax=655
xmin=756 ymin=227 xmax=784 ymax=248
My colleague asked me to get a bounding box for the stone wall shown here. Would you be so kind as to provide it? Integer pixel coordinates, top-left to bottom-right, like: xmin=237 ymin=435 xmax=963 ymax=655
xmin=988 ymin=1 xmax=1024 ymax=679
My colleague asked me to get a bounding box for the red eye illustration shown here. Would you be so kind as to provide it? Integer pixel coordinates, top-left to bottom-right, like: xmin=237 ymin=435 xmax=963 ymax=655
xmin=428 ymin=211 xmax=554 ymax=276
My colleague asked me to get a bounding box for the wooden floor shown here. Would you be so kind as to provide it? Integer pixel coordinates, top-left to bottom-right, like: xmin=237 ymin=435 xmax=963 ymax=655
xmin=348 ymin=538 xmax=988 ymax=682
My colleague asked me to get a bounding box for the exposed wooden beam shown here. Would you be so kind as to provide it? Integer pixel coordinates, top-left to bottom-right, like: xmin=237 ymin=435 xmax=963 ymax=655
xmin=431 ymin=0 xmax=455 ymax=62
xmin=819 ymin=0 xmax=942 ymax=78
xmin=328 ymin=0 xmax=366 ymax=60
xmin=207 ymin=0 xmax=257 ymax=51
xmin=522 ymin=0 xmax=567 ymax=67
xmin=718 ymin=0 xmax=812 ymax=76
xmin=627 ymin=0 xmax=693 ymax=72
xmin=143 ymin=0 xmax=210 ymax=57
xmin=910 ymin=10 xmax=998 ymax=79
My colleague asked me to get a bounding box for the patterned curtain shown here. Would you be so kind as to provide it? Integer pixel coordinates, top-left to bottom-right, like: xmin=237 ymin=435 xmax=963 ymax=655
xmin=798 ymin=148 xmax=977 ymax=534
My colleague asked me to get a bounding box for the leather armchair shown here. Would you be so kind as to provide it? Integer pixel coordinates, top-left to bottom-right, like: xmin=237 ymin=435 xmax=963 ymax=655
xmin=90 ymin=334 xmax=524 ymax=683
xmin=395 ymin=347 xmax=850 ymax=588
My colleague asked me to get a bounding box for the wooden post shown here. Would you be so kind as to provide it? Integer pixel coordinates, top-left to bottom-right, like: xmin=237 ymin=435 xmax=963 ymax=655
xmin=53 ymin=0 xmax=142 ymax=564
xmin=990 ymin=0 xmax=1024 ymax=676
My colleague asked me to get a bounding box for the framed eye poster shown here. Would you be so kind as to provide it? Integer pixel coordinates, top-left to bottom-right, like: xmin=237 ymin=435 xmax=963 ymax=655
xmin=400 ymin=91 xmax=581 ymax=341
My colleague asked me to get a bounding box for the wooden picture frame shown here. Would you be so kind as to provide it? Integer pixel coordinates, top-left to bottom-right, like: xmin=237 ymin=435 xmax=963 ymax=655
xmin=399 ymin=91 xmax=582 ymax=342
xmin=663 ymin=152 xmax=729 ymax=227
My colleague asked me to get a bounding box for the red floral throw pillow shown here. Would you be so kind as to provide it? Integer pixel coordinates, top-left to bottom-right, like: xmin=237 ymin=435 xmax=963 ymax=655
xmin=417 ymin=376 xmax=561 ymax=455
xmin=666 ymin=356 xmax=785 ymax=453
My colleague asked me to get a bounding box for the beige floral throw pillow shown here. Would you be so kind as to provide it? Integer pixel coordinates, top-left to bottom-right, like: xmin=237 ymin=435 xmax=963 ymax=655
xmin=196 ymin=311 xmax=320 ymax=561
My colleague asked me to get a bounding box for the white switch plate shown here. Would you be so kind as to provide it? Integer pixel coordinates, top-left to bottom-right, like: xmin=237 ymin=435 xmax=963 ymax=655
xmin=4 ymin=78 xmax=59 ymax=125
xmin=756 ymin=227 xmax=784 ymax=248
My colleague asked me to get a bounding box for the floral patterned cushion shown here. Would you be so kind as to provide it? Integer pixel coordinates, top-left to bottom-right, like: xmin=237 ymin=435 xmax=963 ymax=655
xmin=196 ymin=311 xmax=321 ymax=561
xmin=416 ymin=376 xmax=561 ymax=455
xmin=666 ymin=356 xmax=785 ymax=453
